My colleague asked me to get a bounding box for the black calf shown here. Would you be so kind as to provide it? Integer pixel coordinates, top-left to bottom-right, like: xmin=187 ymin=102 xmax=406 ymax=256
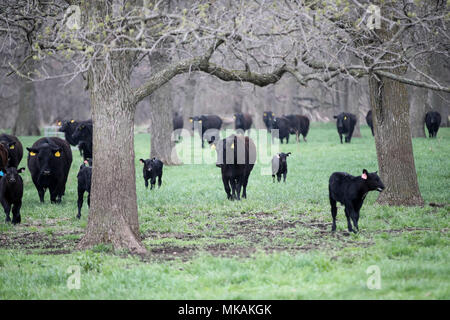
xmin=140 ymin=158 xmax=163 ymax=189
xmin=0 ymin=167 xmax=25 ymax=224
xmin=76 ymin=159 xmax=92 ymax=219
xmin=425 ymin=111 xmax=441 ymax=138
xmin=329 ymin=169 xmax=385 ymax=233
xmin=272 ymin=152 xmax=291 ymax=183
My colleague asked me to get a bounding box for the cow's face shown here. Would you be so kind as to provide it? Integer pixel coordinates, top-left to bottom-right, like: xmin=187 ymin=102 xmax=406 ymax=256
xmin=189 ymin=116 xmax=201 ymax=131
xmin=27 ymin=144 xmax=62 ymax=176
xmin=263 ymin=111 xmax=275 ymax=130
xmin=0 ymin=139 xmax=16 ymax=152
xmin=234 ymin=113 xmax=245 ymax=128
xmin=72 ymin=123 xmax=88 ymax=141
xmin=362 ymin=169 xmax=385 ymax=192
xmin=277 ymin=152 xmax=291 ymax=165
xmin=58 ymin=120 xmax=77 ymax=133
xmin=2 ymin=167 xmax=25 ymax=184
xmin=140 ymin=158 xmax=156 ymax=173
xmin=334 ymin=113 xmax=350 ymax=129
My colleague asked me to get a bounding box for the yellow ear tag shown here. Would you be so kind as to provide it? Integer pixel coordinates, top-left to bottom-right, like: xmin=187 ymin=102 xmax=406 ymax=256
xmin=30 ymin=152 xmax=36 ymax=156
xmin=54 ymin=151 xmax=61 ymax=157
xmin=198 ymin=120 xmax=202 ymax=123
xmin=10 ymin=145 xmax=14 ymax=150
xmin=70 ymin=120 xmax=75 ymax=123
xmin=211 ymin=144 xmax=216 ymax=150
xmin=344 ymin=116 xmax=347 ymax=120
xmin=189 ymin=119 xmax=193 ymax=123
xmin=231 ymin=143 xmax=234 ymax=149
xmin=272 ymin=113 xmax=275 ymax=116
xmin=263 ymin=113 xmax=267 ymax=116
xmin=58 ymin=121 xmax=61 ymax=126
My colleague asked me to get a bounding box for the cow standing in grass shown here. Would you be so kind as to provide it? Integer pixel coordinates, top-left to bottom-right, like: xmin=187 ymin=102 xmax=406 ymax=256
xmin=27 ymin=137 xmax=73 ymax=203
xmin=284 ymin=114 xmax=310 ymax=142
xmin=272 ymin=152 xmax=291 ymax=183
xmin=425 ymin=111 xmax=441 ymax=138
xmin=271 ymin=117 xmax=291 ymax=144
xmin=213 ymin=134 xmax=256 ymax=200
xmin=189 ymin=115 xmax=222 ymax=148
xmin=234 ymin=113 xmax=253 ymax=133
xmin=77 ymin=159 xmax=92 ymax=219
xmin=0 ymin=134 xmax=23 ymax=168
xmin=140 ymin=158 xmax=163 ymax=190
xmin=172 ymin=112 xmax=184 ymax=142
xmin=0 ymin=167 xmax=25 ymax=224
xmin=329 ymin=169 xmax=385 ymax=233
xmin=334 ymin=112 xmax=357 ymax=143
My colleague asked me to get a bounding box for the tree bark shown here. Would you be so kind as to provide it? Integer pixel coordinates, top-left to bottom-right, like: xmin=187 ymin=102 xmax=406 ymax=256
xmin=12 ymin=77 xmax=40 ymax=136
xmin=148 ymin=52 xmax=181 ymax=165
xmin=76 ymin=56 xmax=146 ymax=254
xmin=408 ymin=81 xmax=428 ymax=138
xmin=369 ymin=75 xmax=424 ymax=206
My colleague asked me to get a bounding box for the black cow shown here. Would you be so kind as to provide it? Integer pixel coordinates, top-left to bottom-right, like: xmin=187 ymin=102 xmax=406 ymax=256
xmin=334 ymin=112 xmax=357 ymax=143
xmin=271 ymin=117 xmax=291 ymax=144
xmin=329 ymin=169 xmax=385 ymax=233
xmin=425 ymin=111 xmax=441 ymax=138
xmin=272 ymin=152 xmax=291 ymax=183
xmin=58 ymin=119 xmax=86 ymax=157
xmin=234 ymin=113 xmax=253 ymax=133
xmin=139 ymin=158 xmax=163 ymax=189
xmin=189 ymin=115 xmax=222 ymax=148
xmin=213 ymin=134 xmax=256 ymax=200
xmin=0 ymin=167 xmax=25 ymax=224
xmin=366 ymin=110 xmax=374 ymax=136
xmin=27 ymin=137 xmax=73 ymax=203
xmin=76 ymin=159 xmax=92 ymax=219
xmin=284 ymin=114 xmax=310 ymax=142
xmin=72 ymin=120 xmax=93 ymax=160
xmin=263 ymin=111 xmax=275 ymax=132
xmin=173 ymin=112 xmax=184 ymax=142
xmin=0 ymin=134 xmax=23 ymax=168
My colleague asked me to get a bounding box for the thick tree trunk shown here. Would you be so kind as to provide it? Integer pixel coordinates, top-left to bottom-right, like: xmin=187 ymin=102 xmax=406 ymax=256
xmin=148 ymin=52 xmax=181 ymax=165
xmin=77 ymin=57 xmax=146 ymax=254
xmin=369 ymin=75 xmax=424 ymax=206
xmin=12 ymin=78 xmax=40 ymax=136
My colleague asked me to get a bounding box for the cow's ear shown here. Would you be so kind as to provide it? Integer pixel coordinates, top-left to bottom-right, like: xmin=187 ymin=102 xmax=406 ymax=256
xmin=362 ymin=169 xmax=368 ymax=180
xmin=8 ymin=142 xmax=16 ymax=149
xmin=287 ymin=152 xmax=291 ymax=156
xmin=139 ymin=159 xmax=145 ymax=164
xmin=333 ymin=115 xmax=338 ymax=119
xmin=18 ymin=167 xmax=25 ymax=174
xmin=27 ymin=147 xmax=38 ymax=156
xmin=276 ymin=153 xmax=280 ymax=158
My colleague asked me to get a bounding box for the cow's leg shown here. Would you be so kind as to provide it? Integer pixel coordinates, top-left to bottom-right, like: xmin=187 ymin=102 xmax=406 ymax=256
xmin=150 ymin=177 xmax=156 ymax=190
xmin=283 ymin=171 xmax=287 ymax=183
xmin=277 ymin=173 xmax=281 ymax=182
xmin=49 ymin=186 xmax=59 ymax=204
xmin=330 ymin=194 xmax=337 ymax=231
xmin=230 ymin=178 xmax=237 ymax=200
xmin=303 ymin=134 xmax=307 ymax=142
xmin=87 ymin=193 xmax=90 ymax=208
xmin=144 ymin=178 xmax=149 ymax=189
xmin=158 ymin=174 xmax=162 ymax=188
xmin=1 ymin=198 xmax=11 ymax=223
xmin=339 ymin=133 xmax=343 ymax=144
xmin=272 ymin=175 xmax=275 ymax=183
xmin=286 ymin=135 xmax=289 ymax=144
xmin=296 ymin=132 xmax=299 ymax=143
xmin=354 ymin=211 xmax=360 ymax=232
xmin=11 ymin=201 xmax=21 ymax=225
xmin=235 ymin=176 xmax=244 ymax=200
xmin=344 ymin=206 xmax=354 ymax=233
xmin=222 ymin=175 xmax=232 ymax=200
xmin=77 ymin=187 xmax=84 ymax=219
xmin=37 ymin=186 xmax=45 ymax=203
xmin=242 ymin=174 xmax=249 ymax=199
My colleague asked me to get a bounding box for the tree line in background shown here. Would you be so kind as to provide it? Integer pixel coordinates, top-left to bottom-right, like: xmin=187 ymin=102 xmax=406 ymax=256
xmin=0 ymin=0 xmax=449 ymax=253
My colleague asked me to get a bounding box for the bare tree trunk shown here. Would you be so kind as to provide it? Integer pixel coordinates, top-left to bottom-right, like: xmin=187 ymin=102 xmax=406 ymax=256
xmin=148 ymin=52 xmax=181 ymax=165
xmin=369 ymin=75 xmax=424 ymax=206
xmin=77 ymin=57 xmax=146 ymax=254
xmin=12 ymin=78 xmax=40 ymax=136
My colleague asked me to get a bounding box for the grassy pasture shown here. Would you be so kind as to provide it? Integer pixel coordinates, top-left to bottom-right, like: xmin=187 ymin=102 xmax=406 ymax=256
xmin=0 ymin=123 xmax=449 ymax=299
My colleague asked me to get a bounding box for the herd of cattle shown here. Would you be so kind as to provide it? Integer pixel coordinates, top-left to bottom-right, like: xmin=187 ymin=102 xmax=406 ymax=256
xmin=0 ymin=109 xmax=442 ymax=233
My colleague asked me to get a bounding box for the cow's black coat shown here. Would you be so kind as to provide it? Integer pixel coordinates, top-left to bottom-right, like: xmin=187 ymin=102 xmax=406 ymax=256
xmin=0 ymin=133 xmax=23 ymax=168
xmin=263 ymin=111 xmax=275 ymax=132
xmin=173 ymin=112 xmax=184 ymax=142
xmin=213 ymin=135 xmax=256 ymax=200
xmin=76 ymin=159 xmax=92 ymax=219
xmin=0 ymin=167 xmax=25 ymax=224
xmin=72 ymin=120 xmax=93 ymax=160
xmin=284 ymin=114 xmax=310 ymax=142
xmin=334 ymin=112 xmax=357 ymax=143
xmin=234 ymin=113 xmax=253 ymax=133
xmin=329 ymin=169 xmax=385 ymax=233
xmin=366 ymin=110 xmax=374 ymax=136
xmin=189 ymin=115 xmax=222 ymax=148
xmin=0 ymin=144 xmax=7 ymax=173
xmin=140 ymin=158 xmax=163 ymax=190
xmin=425 ymin=111 xmax=441 ymax=138
xmin=27 ymin=137 xmax=73 ymax=203
xmin=272 ymin=152 xmax=291 ymax=183
xmin=271 ymin=117 xmax=291 ymax=144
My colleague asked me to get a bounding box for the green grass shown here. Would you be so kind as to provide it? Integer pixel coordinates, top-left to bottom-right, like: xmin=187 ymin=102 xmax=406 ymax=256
xmin=0 ymin=123 xmax=449 ymax=299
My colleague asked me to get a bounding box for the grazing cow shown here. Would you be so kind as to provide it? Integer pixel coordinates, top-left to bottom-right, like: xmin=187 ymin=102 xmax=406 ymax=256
xmin=366 ymin=110 xmax=374 ymax=136
xmin=76 ymin=159 xmax=92 ymax=219
xmin=173 ymin=112 xmax=184 ymax=142
xmin=27 ymin=137 xmax=73 ymax=203
xmin=284 ymin=114 xmax=310 ymax=142
xmin=139 ymin=158 xmax=163 ymax=189
xmin=0 ymin=167 xmax=25 ymax=224
xmin=234 ymin=113 xmax=253 ymax=133
xmin=272 ymin=152 xmax=291 ymax=183
xmin=263 ymin=111 xmax=275 ymax=132
xmin=0 ymin=144 xmax=7 ymax=173
xmin=425 ymin=111 xmax=441 ymax=138
xmin=72 ymin=120 xmax=93 ymax=160
xmin=189 ymin=115 xmax=222 ymax=148
xmin=0 ymin=134 xmax=23 ymax=168
xmin=334 ymin=112 xmax=357 ymax=143
xmin=271 ymin=117 xmax=291 ymax=144
xmin=329 ymin=169 xmax=385 ymax=233
xmin=212 ymin=134 xmax=256 ymax=200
